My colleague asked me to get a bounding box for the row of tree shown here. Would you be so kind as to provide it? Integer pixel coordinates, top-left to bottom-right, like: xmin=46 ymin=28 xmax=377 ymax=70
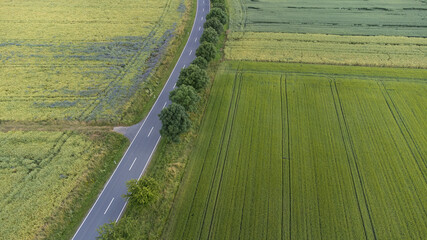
xmin=159 ymin=1 xmax=228 ymax=142
xmin=97 ymin=2 xmax=229 ymax=238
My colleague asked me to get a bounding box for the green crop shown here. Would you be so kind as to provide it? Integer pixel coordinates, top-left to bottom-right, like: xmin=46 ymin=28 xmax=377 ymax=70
xmin=163 ymin=61 xmax=427 ymax=239
xmin=227 ymin=0 xmax=427 ymax=37
xmin=224 ymin=0 xmax=427 ymax=68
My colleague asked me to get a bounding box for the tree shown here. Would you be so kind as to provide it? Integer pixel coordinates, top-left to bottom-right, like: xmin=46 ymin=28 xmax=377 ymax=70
xmin=200 ymin=27 xmax=219 ymax=44
xmin=159 ymin=103 xmax=191 ymax=142
xmin=212 ymin=2 xmax=226 ymax=12
xmin=207 ymin=8 xmax=227 ymax=25
xmin=192 ymin=56 xmax=208 ymax=69
xmin=196 ymin=42 xmax=217 ymax=62
xmin=177 ymin=64 xmax=209 ymax=90
xmin=213 ymin=2 xmax=226 ymax=11
xmin=204 ymin=17 xmax=223 ymax=34
xmin=123 ymin=177 xmax=159 ymax=206
xmin=97 ymin=222 xmax=119 ymax=240
xmin=169 ymin=85 xmax=200 ymax=112
xmin=211 ymin=0 xmax=225 ymax=4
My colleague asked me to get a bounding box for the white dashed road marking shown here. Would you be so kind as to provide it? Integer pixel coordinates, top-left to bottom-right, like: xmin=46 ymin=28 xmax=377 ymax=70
xmin=129 ymin=157 xmax=137 ymax=171
xmin=104 ymin=198 xmax=114 ymax=215
xmin=148 ymin=127 xmax=154 ymax=137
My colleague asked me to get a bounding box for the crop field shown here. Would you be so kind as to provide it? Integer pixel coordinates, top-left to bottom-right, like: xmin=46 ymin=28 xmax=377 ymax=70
xmin=0 ymin=131 xmax=121 ymax=239
xmin=163 ymin=61 xmax=427 ymax=239
xmin=224 ymin=0 xmax=427 ymax=68
xmin=0 ymin=0 xmax=186 ymax=122
xmin=227 ymin=0 xmax=427 ymax=37
xmin=225 ymin=32 xmax=427 ymax=68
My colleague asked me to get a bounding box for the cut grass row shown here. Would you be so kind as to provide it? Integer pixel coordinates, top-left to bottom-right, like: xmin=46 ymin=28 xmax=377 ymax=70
xmin=163 ymin=61 xmax=427 ymax=239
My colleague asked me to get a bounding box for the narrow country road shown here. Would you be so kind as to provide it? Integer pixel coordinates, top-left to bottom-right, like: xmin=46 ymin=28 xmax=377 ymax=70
xmin=72 ymin=1 xmax=210 ymax=238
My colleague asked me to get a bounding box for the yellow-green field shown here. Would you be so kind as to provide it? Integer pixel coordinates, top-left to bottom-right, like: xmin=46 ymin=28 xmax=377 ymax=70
xmin=0 ymin=0 xmax=186 ymax=122
xmin=164 ymin=61 xmax=427 ymax=239
xmin=225 ymin=32 xmax=427 ymax=68
xmin=0 ymin=131 xmax=126 ymax=239
xmin=0 ymin=0 xmax=190 ymax=239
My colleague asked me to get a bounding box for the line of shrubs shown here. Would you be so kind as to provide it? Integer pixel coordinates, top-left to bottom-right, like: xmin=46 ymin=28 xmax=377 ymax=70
xmin=159 ymin=0 xmax=228 ymax=143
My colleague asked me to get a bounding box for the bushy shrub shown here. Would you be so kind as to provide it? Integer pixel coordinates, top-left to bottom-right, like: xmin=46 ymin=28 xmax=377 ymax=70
xmin=123 ymin=177 xmax=159 ymax=206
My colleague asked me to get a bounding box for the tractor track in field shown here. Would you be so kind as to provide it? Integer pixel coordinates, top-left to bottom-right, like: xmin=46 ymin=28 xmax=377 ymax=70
xmin=179 ymin=70 xmax=232 ymax=239
xmin=331 ymin=80 xmax=378 ymax=240
xmin=377 ymin=80 xmax=427 ymax=183
xmin=196 ymin=69 xmax=240 ymax=238
xmin=206 ymin=71 xmax=243 ymax=239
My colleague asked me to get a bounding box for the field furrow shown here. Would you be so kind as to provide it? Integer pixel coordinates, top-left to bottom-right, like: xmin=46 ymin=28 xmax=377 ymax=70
xmin=164 ymin=61 xmax=427 ymax=239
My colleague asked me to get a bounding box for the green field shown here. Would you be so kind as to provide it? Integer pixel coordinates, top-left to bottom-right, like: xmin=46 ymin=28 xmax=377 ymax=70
xmin=0 ymin=0 xmax=186 ymax=122
xmin=228 ymin=0 xmax=427 ymax=37
xmin=163 ymin=61 xmax=427 ymax=239
xmin=0 ymin=131 xmax=126 ymax=239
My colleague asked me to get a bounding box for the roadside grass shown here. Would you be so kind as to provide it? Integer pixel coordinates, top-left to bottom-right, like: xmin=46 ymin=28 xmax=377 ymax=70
xmin=120 ymin=0 xmax=198 ymax=126
xmin=45 ymin=132 xmax=129 ymax=240
xmin=104 ymin=7 xmax=230 ymax=238
xmin=0 ymin=131 xmax=128 ymax=240
xmin=162 ymin=61 xmax=427 ymax=239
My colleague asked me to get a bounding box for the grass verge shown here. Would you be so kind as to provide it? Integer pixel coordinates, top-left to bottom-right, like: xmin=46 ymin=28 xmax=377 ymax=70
xmin=120 ymin=0 xmax=198 ymax=126
xmin=44 ymin=132 xmax=129 ymax=240
xmin=44 ymin=0 xmax=199 ymax=238
xmin=104 ymin=9 xmax=230 ymax=239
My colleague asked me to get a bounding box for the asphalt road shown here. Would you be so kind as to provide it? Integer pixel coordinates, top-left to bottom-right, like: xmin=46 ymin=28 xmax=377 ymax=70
xmin=72 ymin=1 xmax=209 ymax=239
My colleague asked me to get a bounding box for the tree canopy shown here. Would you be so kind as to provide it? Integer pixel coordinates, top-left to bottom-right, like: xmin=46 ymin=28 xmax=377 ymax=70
xmin=204 ymin=17 xmax=223 ymax=34
xmin=169 ymin=85 xmax=200 ymax=112
xmin=177 ymin=64 xmax=209 ymax=90
xmin=207 ymin=8 xmax=227 ymax=25
xmin=212 ymin=2 xmax=226 ymax=11
xmin=159 ymin=103 xmax=191 ymax=142
xmin=196 ymin=42 xmax=217 ymax=62
xmin=123 ymin=177 xmax=159 ymax=206
xmin=192 ymin=56 xmax=208 ymax=69
xmin=201 ymin=27 xmax=219 ymax=44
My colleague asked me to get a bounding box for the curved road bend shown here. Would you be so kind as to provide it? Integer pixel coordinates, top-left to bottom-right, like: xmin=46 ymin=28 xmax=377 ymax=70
xmin=72 ymin=1 xmax=210 ymax=239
